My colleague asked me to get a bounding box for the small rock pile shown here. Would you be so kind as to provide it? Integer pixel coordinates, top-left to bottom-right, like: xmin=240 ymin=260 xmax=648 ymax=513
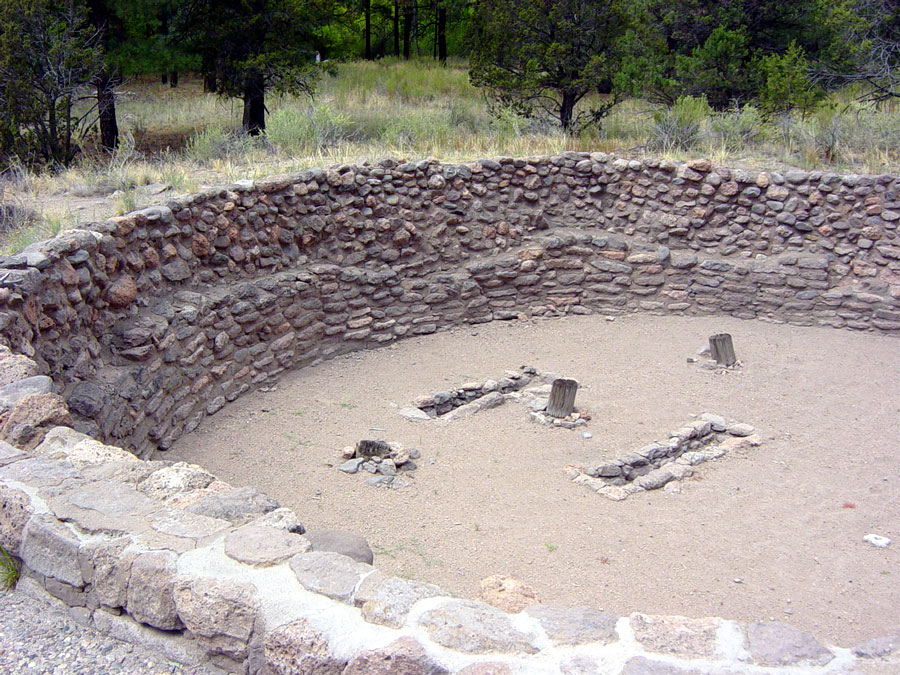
xmin=567 ymin=413 xmax=761 ymax=500
xmin=338 ymin=440 xmax=420 ymax=488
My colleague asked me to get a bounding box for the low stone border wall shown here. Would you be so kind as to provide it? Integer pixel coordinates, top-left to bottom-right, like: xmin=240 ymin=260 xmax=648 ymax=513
xmin=402 ymin=367 xmax=536 ymax=419
xmin=0 ymin=154 xmax=898 ymax=672
xmin=566 ymin=414 xmax=762 ymax=501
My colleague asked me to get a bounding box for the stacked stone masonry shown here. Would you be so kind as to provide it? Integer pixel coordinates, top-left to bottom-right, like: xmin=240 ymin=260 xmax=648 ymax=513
xmin=0 ymin=153 xmax=898 ymax=673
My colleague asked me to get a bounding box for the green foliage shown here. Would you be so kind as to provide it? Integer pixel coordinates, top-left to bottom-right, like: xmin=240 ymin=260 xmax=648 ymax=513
xmin=173 ymin=0 xmax=328 ymax=134
xmin=105 ymin=0 xmax=198 ymax=77
xmin=0 ymin=545 xmax=18 ymax=588
xmin=675 ymin=26 xmax=750 ymax=109
xmin=813 ymin=0 xmax=899 ymax=102
xmin=0 ymin=0 xmax=105 ymax=166
xmin=757 ymin=41 xmax=824 ymax=116
xmin=468 ymin=0 xmax=642 ymax=131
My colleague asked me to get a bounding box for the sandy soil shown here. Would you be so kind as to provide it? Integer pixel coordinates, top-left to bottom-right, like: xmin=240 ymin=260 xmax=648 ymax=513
xmin=163 ymin=314 xmax=900 ymax=647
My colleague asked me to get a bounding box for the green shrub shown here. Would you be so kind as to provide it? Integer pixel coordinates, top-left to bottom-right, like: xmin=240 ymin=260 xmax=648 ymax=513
xmin=709 ymin=105 xmax=765 ymax=152
xmin=647 ymin=95 xmax=712 ymax=152
xmin=757 ymin=42 xmax=825 ymax=116
xmin=185 ymin=126 xmax=257 ymax=163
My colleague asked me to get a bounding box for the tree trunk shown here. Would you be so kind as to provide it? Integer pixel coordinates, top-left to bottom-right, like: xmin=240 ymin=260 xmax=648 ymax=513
xmin=363 ymin=0 xmax=372 ymax=60
xmin=402 ymin=3 xmax=413 ymax=59
xmin=201 ymin=53 xmax=217 ymax=92
xmin=242 ymin=72 xmax=266 ymax=135
xmin=161 ymin=72 xmax=168 ymax=85
xmin=560 ymin=90 xmax=577 ymax=132
xmin=437 ymin=6 xmax=447 ymax=63
xmin=96 ymin=71 xmax=119 ymax=151
xmin=393 ymin=0 xmax=400 ymax=56
xmin=169 ymin=70 xmax=178 ymax=88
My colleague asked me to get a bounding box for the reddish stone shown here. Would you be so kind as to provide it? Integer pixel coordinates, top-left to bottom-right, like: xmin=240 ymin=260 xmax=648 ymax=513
xmin=142 ymin=246 xmax=160 ymax=269
xmin=192 ymin=234 xmax=211 ymax=257
xmin=106 ymin=275 xmax=137 ymax=308
xmin=478 ymin=575 xmax=540 ymax=614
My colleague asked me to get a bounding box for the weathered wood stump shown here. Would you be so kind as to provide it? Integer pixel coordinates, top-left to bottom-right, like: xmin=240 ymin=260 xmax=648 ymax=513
xmin=546 ymin=378 xmax=578 ymax=418
xmin=708 ymin=333 xmax=736 ymax=367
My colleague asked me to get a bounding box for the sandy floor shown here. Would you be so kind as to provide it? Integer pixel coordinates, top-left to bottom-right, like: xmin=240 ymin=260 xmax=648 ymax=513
xmin=163 ymin=314 xmax=900 ymax=647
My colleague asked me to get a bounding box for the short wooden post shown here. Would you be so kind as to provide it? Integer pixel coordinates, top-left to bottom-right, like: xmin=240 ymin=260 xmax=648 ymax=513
xmin=708 ymin=333 xmax=736 ymax=367
xmin=546 ymin=378 xmax=578 ymax=418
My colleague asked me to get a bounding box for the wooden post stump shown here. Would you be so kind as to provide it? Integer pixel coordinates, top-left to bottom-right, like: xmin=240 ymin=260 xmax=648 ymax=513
xmin=708 ymin=333 xmax=736 ymax=367
xmin=547 ymin=378 xmax=578 ymax=418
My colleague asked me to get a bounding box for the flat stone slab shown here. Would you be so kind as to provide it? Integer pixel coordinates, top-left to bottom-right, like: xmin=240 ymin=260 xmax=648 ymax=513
xmin=304 ymin=529 xmax=374 ymax=564
xmin=224 ymin=525 xmax=310 ymax=566
xmin=185 ymin=485 xmax=278 ymax=523
xmin=398 ymin=407 xmax=431 ymax=421
xmin=524 ymin=605 xmax=618 ymax=646
xmin=0 ymin=375 xmax=52 ymax=411
xmin=49 ymin=481 xmax=158 ymax=535
xmin=0 ymin=456 xmax=82 ymax=490
xmin=746 ymin=621 xmax=834 ymax=667
xmin=359 ymin=576 xmax=444 ymax=628
xmin=146 ymin=506 xmax=231 ymax=541
xmin=289 ymin=551 xmax=373 ymax=602
xmin=630 ymin=613 xmax=720 ymax=658
xmin=417 ymin=599 xmax=539 ymax=654
xmin=634 ymin=467 xmax=675 ymax=491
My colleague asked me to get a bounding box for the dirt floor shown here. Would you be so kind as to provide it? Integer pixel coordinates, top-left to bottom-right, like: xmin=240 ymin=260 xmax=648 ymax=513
xmin=163 ymin=314 xmax=900 ymax=647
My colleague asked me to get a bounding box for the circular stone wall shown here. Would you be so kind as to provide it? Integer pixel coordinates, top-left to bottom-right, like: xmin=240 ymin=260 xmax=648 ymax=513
xmin=0 ymin=154 xmax=897 ymax=674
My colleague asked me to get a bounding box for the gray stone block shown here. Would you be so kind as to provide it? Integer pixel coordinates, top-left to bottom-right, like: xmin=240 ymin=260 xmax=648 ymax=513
xmin=289 ymin=551 xmax=372 ymax=602
xmin=360 ymin=576 xmax=445 ymax=628
xmin=524 ymin=605 xmax=618 ymax=646
xmin=417 ymin=599 xmax=539 ymax=654
xmin=185 ymin=485 xmax=278 ymax=524
xmin=126 ymin=550 xmax=183 ymax=631
xmin=264 ymin=618 xmax=346 ymax=675
xmin=746 ymin=621 xmax=834 ymax=667
xmin=19 ymin=514 xmax=84 ymax=586
xmin=173 ymin=575 xmax=260 ymax=660
xmin=224 ymin=525 xmax=310 ymax=567
xmin=304 ymin=529 xmax=373 ymax=564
